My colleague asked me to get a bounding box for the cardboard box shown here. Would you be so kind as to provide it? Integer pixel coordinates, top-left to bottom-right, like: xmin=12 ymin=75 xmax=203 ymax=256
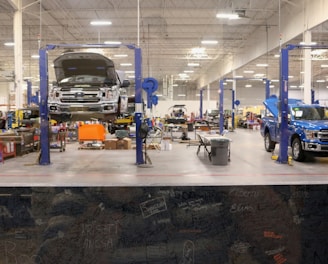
xmin=116 ymin=139 xmax=125 ymax=149
xmin=123 ymin=137 xmax=132 ymax=149
xmin=104 ymin=139 xmax=117 ymax=150
xmin=116 ymin=137 xmax=132 ymax=149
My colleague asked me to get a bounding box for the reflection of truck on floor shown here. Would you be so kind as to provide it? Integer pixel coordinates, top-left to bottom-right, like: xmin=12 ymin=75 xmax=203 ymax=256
xmin=260 ymin=95 xmax=328 ymax=161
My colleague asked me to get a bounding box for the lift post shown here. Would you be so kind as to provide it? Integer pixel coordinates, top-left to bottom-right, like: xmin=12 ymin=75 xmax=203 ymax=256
xmin=278 ymin=44 xmax=328 ymax=163
xmin=38 ymin=43 xmax=144 ymax=165
xmin=220 ymin=77 xmax=270 ymax=132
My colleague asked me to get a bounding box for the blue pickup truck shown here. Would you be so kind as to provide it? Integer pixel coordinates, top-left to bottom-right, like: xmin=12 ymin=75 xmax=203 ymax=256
xmin=260 ymin=95 xmax=328 ymax=161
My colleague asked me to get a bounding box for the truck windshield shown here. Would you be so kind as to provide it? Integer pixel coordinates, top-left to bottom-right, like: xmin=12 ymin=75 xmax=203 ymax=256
xmin=292 ymin=106 xmax=328 ymax=120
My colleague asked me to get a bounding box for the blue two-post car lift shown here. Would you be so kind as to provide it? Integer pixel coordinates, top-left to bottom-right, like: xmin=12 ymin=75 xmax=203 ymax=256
xmin=38 ymin=43 xmax=145 ymax=165
xmin=278 ymin=44 xmax=328 ymax=164
xmin=215 ymin=78 xmax=271 ymax=135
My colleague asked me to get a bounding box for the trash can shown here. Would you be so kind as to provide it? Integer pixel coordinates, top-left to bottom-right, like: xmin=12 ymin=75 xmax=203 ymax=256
xmin=210 ymin=138 xmax=230 ymax=165
xmin=187 ymin=122 xmax=194 ymax=131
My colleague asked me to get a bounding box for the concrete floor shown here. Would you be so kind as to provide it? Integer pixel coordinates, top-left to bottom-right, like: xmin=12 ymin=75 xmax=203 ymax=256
xmin=0 ymin=128 xmax=327 ymax=187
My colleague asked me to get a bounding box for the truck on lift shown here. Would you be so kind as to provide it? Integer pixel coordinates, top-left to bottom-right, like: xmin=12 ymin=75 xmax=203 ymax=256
xmin=48 ymin=52 xmax=130 ymax=122
xmin=260 ymin=95 xmax=328 ymax=161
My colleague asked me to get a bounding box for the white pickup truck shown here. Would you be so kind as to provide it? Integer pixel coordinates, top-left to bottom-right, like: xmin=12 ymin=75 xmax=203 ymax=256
xmin=49 ymin=52 xmax=130 ymax=121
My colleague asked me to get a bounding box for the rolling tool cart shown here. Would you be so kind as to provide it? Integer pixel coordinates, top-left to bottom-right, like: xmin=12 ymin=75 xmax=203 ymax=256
xmin=78 ymin=124 xmax=105 ymax=150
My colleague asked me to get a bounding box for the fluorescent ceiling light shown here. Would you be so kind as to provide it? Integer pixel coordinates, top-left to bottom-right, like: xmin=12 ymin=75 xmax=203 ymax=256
xmin=271 ymin=79 xmax=279 ymax=82
xmin=234 ymin=75 xmax=243 ymax=78
xmin=156 ymin=94 xmax=163 ymax=97
xmin=243 ymin=70 xmax=254 ymax=73
xmin=31 ymin=54 xmax=40 ymax=59
xmin=120 ymin=63 xmax=132 ymax=66
xmin=321 ymin=64 xmax=328 ymax=68
xmin=191 ymin=47 xmax=205 ymax=54
xmin=127 ymin=75 xmax=135 ymax=79
xmin=274 ymin=54 xmax=280 ymax=58
xmin=253 ymin=73 xmax=265 ymax=78
xmin=178 ymin=94 xmax=186 ymax=97
xmin=245 ymin=84 xmax=252 ymax=88
xmin=125 ymin=71 xmax=135 ymax=74
xmin=216 ymin=13 xmax=240 ymax=20
xmin=201 ymin=40 xmax=218 ymax=45
xmin=104 ymin=41 xmax=122 ymax=45
xmin=90 ymin=20 xmax=112 ymax=26
xmin=288 ymin=75 xmax=294 ymax=78
xmin=316 ymin=80 xmax=325 ymax=83
xmin=114 ymin=54 xmax=128 ymax=57
xmin=184 ymin=70 xmax=194 ymax=73
xmin=299 ymin=41 xmax=317 ymax=45
xmin=4 ymin=42 xmax=14 ymax=46
xmin=172 ymin=84 xmax=178 ymax=86
xmin=188 ymin=63 xmax=199 ymax=67
xmin=256 ymin=63 xmax=268 ymax=67
xmin=270 ymin=85 xmax=275 ymax=88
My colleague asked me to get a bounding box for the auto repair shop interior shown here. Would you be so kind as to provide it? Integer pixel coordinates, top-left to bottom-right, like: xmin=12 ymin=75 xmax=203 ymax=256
xmin=0 ymin=0 xmax=328 ymax=263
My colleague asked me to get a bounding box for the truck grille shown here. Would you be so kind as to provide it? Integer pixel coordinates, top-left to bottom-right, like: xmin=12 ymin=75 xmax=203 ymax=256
xmin=59 ymin=87 xmax=102 ymax=104
xmin=61 ymin=98 xmax=100 ymax=103
xmin=60 ymin=87 xmax=100 ymax=91
xmin=319 ymin=129 xmax=328 ymax=142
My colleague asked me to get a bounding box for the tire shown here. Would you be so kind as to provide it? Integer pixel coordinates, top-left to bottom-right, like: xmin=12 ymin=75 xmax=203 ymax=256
xmin=291 ymin=137 xmax=306 ymax=162
xmin=264 ymin=132 xmax=276 ymax=152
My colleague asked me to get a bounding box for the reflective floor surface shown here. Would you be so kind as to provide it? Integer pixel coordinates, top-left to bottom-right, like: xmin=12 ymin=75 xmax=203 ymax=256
xmin=0 ymin=128 xmax=327 ymax=187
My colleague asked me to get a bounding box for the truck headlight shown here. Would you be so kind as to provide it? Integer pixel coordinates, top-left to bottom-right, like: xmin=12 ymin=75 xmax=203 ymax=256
xmin=305 ymin=129 xmax=319 ymax=139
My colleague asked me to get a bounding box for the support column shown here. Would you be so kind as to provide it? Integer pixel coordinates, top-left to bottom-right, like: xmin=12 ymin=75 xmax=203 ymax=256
xmin=134 ymin=47 xmax=144 ymax=165
xmin=14 ymin=0 xmax=23 ymax=108
xmin=219 ymin=80 xmax=224 ymax=134
xmin=303 ymin=30 xmax=312 ymax=104
xmin=278 ymin=47 xmax=289 ymax=164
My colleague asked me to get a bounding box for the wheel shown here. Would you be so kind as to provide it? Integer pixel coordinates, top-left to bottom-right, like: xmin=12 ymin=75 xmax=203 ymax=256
xmin=264 ymin=132 xmax=276 ymax=152
xmin=291 ymin=137 xmax=306 ymax=161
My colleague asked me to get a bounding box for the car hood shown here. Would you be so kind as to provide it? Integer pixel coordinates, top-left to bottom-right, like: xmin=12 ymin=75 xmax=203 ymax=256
xmin=292 ymin=120 xmax=328 ymax=130
xmin=263 ymin=95 xmax=302 ymax=118
xmin=53 ymin=52 xmax=116 ymax=83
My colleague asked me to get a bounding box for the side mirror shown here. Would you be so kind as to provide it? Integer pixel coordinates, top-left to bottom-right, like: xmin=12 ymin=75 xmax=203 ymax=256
xmin=121 ymin=79 xmax=130 ymax=88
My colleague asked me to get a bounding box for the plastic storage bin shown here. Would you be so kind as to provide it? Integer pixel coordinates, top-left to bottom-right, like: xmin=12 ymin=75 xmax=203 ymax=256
xmin=210 ymin=138 xmax=230 ymax=165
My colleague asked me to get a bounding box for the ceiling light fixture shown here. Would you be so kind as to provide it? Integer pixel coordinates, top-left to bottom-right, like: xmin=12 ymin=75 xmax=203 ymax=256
xmin=243 ymin=70 xmax=254 ymax=73
xmin=114 ymin=54 xmax=128 ymax=57
xmin=256 ymin=63 xmax=268 ymax=67
xmin=120 ymin=63 xmax=132 ymax=66
xmin=4 ymin=42 xmax=15 ymax=46
xmin=201 ymin=40 xmax=218 ymax=45
xmin=31 ymin=54 xmax=40 ymax=59
xmin=216 ymin=13 xmax=240 ymax=20
xmin=188 ymin=63 xmax=199 ymax=67
xmin=90 ymin=20 xmax=112 ymax=26
xmin=299 ymin=41 xmax=317 ymax=45
xmin=104 ymin=41 xmax=122 ymax=45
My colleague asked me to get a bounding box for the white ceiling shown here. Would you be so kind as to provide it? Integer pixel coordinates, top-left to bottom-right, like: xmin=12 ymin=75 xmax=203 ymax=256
xmin=1 ymin=0 xmax=328 ymax=95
